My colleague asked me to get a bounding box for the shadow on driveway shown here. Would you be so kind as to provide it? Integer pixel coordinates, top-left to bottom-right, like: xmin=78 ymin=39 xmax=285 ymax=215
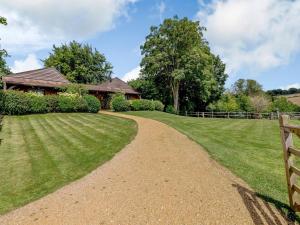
xmin=233 ymin=184 xmax=298 ymax=225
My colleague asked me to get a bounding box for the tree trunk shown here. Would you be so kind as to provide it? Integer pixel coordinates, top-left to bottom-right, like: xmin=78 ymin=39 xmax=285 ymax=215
xmin=172 ymin=81 xmax=180 ymax=113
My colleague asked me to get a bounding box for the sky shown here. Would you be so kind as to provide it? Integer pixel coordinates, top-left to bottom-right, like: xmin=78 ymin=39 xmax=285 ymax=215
xmin=0 ymin=0 xmax=299 ymax=91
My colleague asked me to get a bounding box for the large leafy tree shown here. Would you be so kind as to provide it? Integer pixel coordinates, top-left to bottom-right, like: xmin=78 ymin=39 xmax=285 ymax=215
xmin=140 ymin=17 xmax=227 ymax=112
xmin=0 ymin=16 xmax=11 ymax=88
xmin=44 ymin=41 xmax=112 ymax=84
xmin=232 ymin=79 xmax=263 ymax=96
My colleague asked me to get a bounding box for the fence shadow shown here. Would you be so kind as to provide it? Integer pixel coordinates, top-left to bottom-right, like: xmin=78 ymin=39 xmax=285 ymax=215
xmin=232 ymin=184 xmax=299 ymax=225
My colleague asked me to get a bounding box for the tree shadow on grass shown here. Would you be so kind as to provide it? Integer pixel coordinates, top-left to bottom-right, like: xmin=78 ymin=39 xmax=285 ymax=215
xmin=232 ymin=184 xmax=299 ymax=225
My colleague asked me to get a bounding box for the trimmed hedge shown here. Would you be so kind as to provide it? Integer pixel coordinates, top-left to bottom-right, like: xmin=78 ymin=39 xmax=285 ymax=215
xmin=130 ymin=99 xmax=155 ymax=111
xmin=111 ymin=94 xmax=164 ymax=112
xmin=45 ymin=95 xmax=59 ymax=112
xmin=1 ymin=90 xmax=101 ymax=115
xmin=111 ymin=95 xmax=130 ymax=112
xmin=83 ymin=95 xmax=101 ymax=113
xmin=153 ymin=100 xmax=164 ymax=111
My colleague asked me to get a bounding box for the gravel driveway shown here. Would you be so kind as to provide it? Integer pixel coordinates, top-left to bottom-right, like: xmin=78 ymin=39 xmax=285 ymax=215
xmin=0 ymin=112 xmax=293 ymax=225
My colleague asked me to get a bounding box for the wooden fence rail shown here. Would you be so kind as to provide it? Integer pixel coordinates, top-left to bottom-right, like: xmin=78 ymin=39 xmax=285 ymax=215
xmin=279 ymin=115 xmax=300 ymax=211
xmin=0 ymin=114 xmax=3 ymax=145
xmin=179 ymin=111 xmax=300 ymax=120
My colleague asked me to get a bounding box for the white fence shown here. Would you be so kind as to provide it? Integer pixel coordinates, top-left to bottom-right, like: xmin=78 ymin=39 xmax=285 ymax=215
xmin=178 ymin=111 xmax=300 ymax=120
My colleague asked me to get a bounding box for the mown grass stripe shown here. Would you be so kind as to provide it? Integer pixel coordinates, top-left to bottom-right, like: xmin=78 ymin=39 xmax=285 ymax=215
xmin=0 ymin=113 xmax=137 ymax=214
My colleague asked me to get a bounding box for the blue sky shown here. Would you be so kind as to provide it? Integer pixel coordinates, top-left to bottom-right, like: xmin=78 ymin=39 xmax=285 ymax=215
xmin=1 ymin=0 xmax=300 ymax=90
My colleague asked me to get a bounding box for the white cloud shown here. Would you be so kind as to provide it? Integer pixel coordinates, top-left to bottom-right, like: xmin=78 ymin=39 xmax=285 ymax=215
xmin=0 ymin=0 xmax=137 ymax=54
xmin=197 ymin=0 xmax=300 ymax=74
xmin=157 ymin=1 xmax=166 ymax=21
xmin=281 ymin=83 xmax=300 ymax=90
xmin=11 ymin=54 xmax=42 ymax=73
xmin=122 ymin=66 xmax=140 ymax=82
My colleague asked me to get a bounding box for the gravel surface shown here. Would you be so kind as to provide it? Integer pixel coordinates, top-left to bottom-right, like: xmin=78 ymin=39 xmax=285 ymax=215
xmin=0 ymin=112 xmax=293 ymax=225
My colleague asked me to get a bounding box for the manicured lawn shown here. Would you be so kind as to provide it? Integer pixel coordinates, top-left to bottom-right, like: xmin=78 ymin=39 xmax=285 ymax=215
xmin=0 ymin=113 xmax=137 ymax=214
xmin=125 ymin=111 xmax=300 ymax=212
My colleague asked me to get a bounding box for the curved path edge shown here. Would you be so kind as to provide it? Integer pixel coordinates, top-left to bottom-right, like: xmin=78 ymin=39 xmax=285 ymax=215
xmin=0 ymin=111 xmax=293 ymax=225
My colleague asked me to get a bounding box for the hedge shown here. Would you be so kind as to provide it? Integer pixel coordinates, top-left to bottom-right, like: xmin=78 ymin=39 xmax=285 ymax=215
xmin=83 ymin=95 xmax=101 ymax=113
xmin=1 ymin=90 xmax=101 ymax=115
xmin=111 ymin=94 xmax=164 ymax=112
xmin=111 ymin=95 xmax=130 ymax=112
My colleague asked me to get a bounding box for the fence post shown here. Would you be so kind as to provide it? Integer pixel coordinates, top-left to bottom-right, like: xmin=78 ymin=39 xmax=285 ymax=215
xmin=197 ymin=112 xmax=199 ymax=117
xmin=227 ymin=112 xmax=229 ymax=119
xmin=279 ymin=115 xmax=297 ymax=210
xmin=212 ymin=111 xmax=214 ymax=118
xmin=185 ymin=111 xmax=187 ymax=117
xmin=202 ymin=112 xmax=204 ymax=118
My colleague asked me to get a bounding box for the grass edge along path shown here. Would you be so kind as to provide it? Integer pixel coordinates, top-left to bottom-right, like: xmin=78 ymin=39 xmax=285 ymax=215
xmin=0 ymin=113 xmax=137 ymax=215
xmin=125 ymin=111 xmax=300 ymax=221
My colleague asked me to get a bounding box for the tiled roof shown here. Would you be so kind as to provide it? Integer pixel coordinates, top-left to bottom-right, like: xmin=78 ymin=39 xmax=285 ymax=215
xmin=85 ymin=78 xmax=140 ymax=94
xmin=3 ymin=68 xmax=140 ymax=95
xmin=3 ymin=68 xmax=70 ymax=88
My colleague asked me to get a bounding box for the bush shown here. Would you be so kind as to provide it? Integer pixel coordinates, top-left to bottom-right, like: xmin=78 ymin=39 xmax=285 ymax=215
xmin=45 ymin=95 xmax=59 ymax=112
xmin=166 ymin=105 xmax=176 ymax=114
xmin=111 ymin=94 xmax=130 ymax=112
xmin=272 ymin=96 xmax=300 ymax=112
xmin=0 ymin=91 xmax=4 ymax=113
xmin=83 ymin=95 xmax=101 ymax=113
xmin=3 ymin=90 xmax=29 ymax=115
xmin=153 ymin=100 xmax=164 ymax=111
xmin=26 ymin=92 xmax=47 ymax=114
xmin=130 ymin=99 xmax=156 ymax=111
xmin=58 ymin=93 xmax=88 ymax=112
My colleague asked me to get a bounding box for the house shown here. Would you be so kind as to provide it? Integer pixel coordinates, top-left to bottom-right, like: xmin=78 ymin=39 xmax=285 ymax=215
xmin=2 ymin=68 xmax=140 ymax=108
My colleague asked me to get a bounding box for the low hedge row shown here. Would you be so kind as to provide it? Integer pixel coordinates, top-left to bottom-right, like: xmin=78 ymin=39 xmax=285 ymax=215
xmin=111 ymin=95 xmax=164 ymax=112
xmin=0 ymin=90 xmax=101 ymax=115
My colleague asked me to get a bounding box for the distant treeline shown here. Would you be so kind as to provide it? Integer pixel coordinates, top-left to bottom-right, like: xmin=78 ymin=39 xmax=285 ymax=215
xmin=266 ymin=88 xmax=300 ymax=96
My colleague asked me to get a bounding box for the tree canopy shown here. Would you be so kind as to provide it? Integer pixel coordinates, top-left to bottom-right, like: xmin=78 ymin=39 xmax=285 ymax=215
xmin=232 ymin=79 xmax=263 ymax=96
xmin=44 ymin=41 xmax=112 ymax=84
xmin=0 ymin=16 xmax=11 ymax=88
xmin=138 ymin=16 xmax=227 ymax=112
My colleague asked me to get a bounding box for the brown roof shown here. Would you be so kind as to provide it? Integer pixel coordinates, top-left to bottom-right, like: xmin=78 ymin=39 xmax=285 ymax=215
xmin=3 ymin=68 xmax=139 ymax=95
xmin=85 ymin=78 xmax=140 ymax=94
xmin=3 ymin=68 xmax=70 ymax=88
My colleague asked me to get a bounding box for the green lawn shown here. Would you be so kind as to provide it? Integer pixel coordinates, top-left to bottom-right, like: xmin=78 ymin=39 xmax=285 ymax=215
xmin=0 ymin=113 xmax=137 ymax=214
xmin=125 ymin=111 xmax=300 ymax=214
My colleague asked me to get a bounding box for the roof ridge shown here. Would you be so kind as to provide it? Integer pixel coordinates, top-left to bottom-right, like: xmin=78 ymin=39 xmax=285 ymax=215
xmin=7 ymin=67 xmax=56 ymax=77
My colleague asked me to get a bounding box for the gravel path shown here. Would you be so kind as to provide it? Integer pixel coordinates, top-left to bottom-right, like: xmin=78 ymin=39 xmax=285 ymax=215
xmin=0 ymin=112 xmax=293 ymax=225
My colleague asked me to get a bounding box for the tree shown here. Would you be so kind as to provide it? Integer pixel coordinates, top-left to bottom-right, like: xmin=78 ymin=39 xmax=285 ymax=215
xmin=128 ymin=78 xmax=160 ymax=100
xmin=0 ymin=16 xmax=11 ymax=88
xmin=232 ymin=79 xmax=263 ymax=96
xmin=250 ymin=95 xmax=271 ymax=113
xmin=140 ymin=16 xmax=227 ymax=112
xmin=272 ymin=97 xmax=299 ymax=112
xmin=207 ymin=93 xmax=239 ymax=112
xmin=44 ymin=41 xmax=112 ymax=84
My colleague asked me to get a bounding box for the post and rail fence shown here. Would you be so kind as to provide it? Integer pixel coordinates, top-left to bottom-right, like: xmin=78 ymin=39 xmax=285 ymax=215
xmin=0 ymin=114 xmax=3 ymax=145
xmin=179 ymin=111 xmax=300 ymax=120
xmin=280 ymin=115 xmax=300 ymax=211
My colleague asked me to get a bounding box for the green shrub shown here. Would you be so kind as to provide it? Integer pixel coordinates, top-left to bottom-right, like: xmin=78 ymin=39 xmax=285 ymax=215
xmin=130 ymin=99 xmax=143 ymax=111
xmin=111 ymin=94 xmax=130 ymax=112
xmin=3 ymin=90 xmax=29 ymax=115
xmin=45 ymin=95 xmax=59 ymax=112
xmin=26 ymin=92 xmax=47 ymax=114
xmin=58 ymin=93 xmax=88 ymax=112
xmin=83 ymin=95 xmax=101 ymax=113
xmin=166 ymin=105 xmax=176 ymax=114
xmin=130 ymin=99 xmax=155 ymax=111
xmin=0 ymin=91 xmax=4 ymax=113
xmin=153 ymin=100 xmax=164 ymax=111
xmin=272 ymin=96 xmax=300 ymax=112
